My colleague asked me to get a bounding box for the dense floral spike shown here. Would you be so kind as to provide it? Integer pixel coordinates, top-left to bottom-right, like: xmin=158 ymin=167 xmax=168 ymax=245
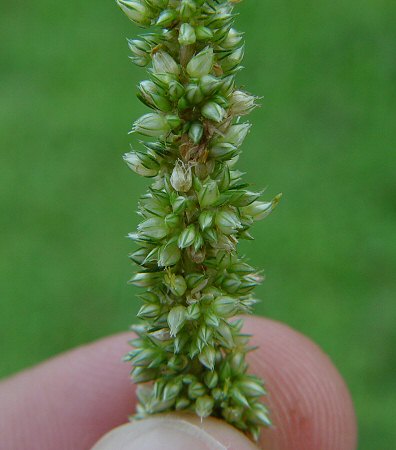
xmin=117 ymin=0 xmax=281 ymax=440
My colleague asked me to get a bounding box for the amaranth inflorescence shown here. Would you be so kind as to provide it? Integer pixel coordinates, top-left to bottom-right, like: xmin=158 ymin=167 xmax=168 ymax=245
xmin=116 ymin=0 xmax=281 ymax=440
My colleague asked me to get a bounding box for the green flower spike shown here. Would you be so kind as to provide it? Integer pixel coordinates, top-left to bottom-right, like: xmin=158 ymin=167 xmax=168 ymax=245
xmin=117 ymin=0 xmax=281 ymax=441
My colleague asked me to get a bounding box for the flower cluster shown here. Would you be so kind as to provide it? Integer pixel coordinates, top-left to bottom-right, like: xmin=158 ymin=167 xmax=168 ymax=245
xmin=117 ymin=0 xmax=281 ymax=440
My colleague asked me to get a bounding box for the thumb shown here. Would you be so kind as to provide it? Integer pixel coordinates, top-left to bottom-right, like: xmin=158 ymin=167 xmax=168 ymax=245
xmin=91 ymin=413 xmax=259 ymax=450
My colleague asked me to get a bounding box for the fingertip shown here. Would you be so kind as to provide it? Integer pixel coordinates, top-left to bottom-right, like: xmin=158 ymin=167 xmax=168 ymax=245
xmin=243 ymin=316 xmax=357 ymax=450
xmin=0 ymin=333 xmax=135 ymax=450
xmin=91 ymin=414 xmax=258 ymax=450
xmin=0 ymin=320 xmax=357 ymax=450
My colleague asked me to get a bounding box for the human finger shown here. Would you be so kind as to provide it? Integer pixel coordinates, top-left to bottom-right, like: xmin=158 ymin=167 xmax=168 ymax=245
xmin=247 ymin=316 xmax=357 ymax=450
xmin=91 ymin=414 xmax=258 ymax=450
xmin=0 ymin=316 xmax=357 ymax=450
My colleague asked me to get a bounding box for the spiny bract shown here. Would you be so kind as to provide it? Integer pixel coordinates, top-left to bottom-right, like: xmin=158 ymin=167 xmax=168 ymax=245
xmin=117 ymin=0 xmax=281 ymax=440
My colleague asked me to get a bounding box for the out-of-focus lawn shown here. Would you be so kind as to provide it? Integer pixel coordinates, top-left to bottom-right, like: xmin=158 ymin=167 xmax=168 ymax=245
xmin=1 ymin=0 xmax=395 ymax=447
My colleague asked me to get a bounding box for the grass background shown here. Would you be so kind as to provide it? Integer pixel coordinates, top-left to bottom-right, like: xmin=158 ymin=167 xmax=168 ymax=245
xmin=1 ymin=0 xmax=395 ymax=447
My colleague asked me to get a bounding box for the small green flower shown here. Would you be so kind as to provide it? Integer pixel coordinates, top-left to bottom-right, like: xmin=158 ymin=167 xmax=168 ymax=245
xmin=168 ymin=305 xmax=187 ymax=336
xmin=179 ymin=23 xmax=196 ymax=46
xmin=198 ymin=180 xmax=220 ymax=208
xmin=137 ymin=302 xmax=161 ymax=319
xmin=164 ymin=272 xmax=187 ymax=297
xmin=132 ymin=113 xmax=170 ymax=137
xmin=198 ymin=345 xmax=216 ymax=370
xmin=158 ymin=242 xmax=181 ymax=266
xmin=170 ymin=160 xmax=193 ymax=193
xmin=212 ymin=295 xmax=237 ymax=317
xmin=201 ymin=101 xmax=226 ymax=123
xmin=204 ymin=371 xmax=218 ymax=389
xmin=185 ymin=84 xmax=204 ymax=105
xmin=215 ymin=209 xmax=242 ymax=235
xmin=200 ymin=74 xmax=222 ymax=96
xmin=168 ymin=80 xmax=185 ymax=100
xmin=116 ymin=0 xmax=152 ymax=27
xmin=188 ymin=380 xmax=206 ymax=399
xmin=243 ymin=194 xmax=282 ymax=221
xmin=178 ymin=224 xmax=196 ymax=249
xmin=156 ymin=9 xmax=178 ymax=27
xmin=209 ymin=142 xmax=238 ymax=161
xmin=195 ymin=26 xmax=214 ymax=41
xmin=220 ymin=122 xmax=251 ymax=147
xmin=152 ymin=51 xmax=180 ymax=75
xmin=222 ymin=28 xmax=244 ymax=49
xmin=127 ymin=38 xmax=151 ymax=66
xmin=129 ymin=272 xmax=159 ymax=288
xmin=198 ymin=210 xmax=214 ymax=231
xmin=123 ymin=150 xmax=159 ymax=177
xmin=230 ymin=90 xmax=258 ymax=116
xmin=137 ymin=80 xmax=171 ymax=111
xmin=220 ymin=45 xmax=245 ymax=73
xmin=186 ymin=47 xmax=214 ymax=78
xmin=195 ymin=395 xmax=214 ymax=418
xmin=180 ymin=0 xmax=197 ymax=21
xmin=188 ymin=121 xmax=204 ymax=144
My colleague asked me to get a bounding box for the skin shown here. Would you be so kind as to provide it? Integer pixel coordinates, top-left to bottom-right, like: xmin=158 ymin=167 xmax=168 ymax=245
xmin=0 ymin=316 xmax=357 ymax=450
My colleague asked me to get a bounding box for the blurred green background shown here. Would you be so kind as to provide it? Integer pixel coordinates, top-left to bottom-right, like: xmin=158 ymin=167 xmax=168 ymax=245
xmin=1 ymin=0 xmax=395 ymax=447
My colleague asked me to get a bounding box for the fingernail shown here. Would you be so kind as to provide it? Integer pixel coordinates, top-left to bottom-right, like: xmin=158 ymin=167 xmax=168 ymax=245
xmin=92 ymin=417 xmax=227 ymax=450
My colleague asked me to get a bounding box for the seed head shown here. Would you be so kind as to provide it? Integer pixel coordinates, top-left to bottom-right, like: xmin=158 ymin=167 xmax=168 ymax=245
xmin=117 ymin=0 xmax=281 ymax=439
